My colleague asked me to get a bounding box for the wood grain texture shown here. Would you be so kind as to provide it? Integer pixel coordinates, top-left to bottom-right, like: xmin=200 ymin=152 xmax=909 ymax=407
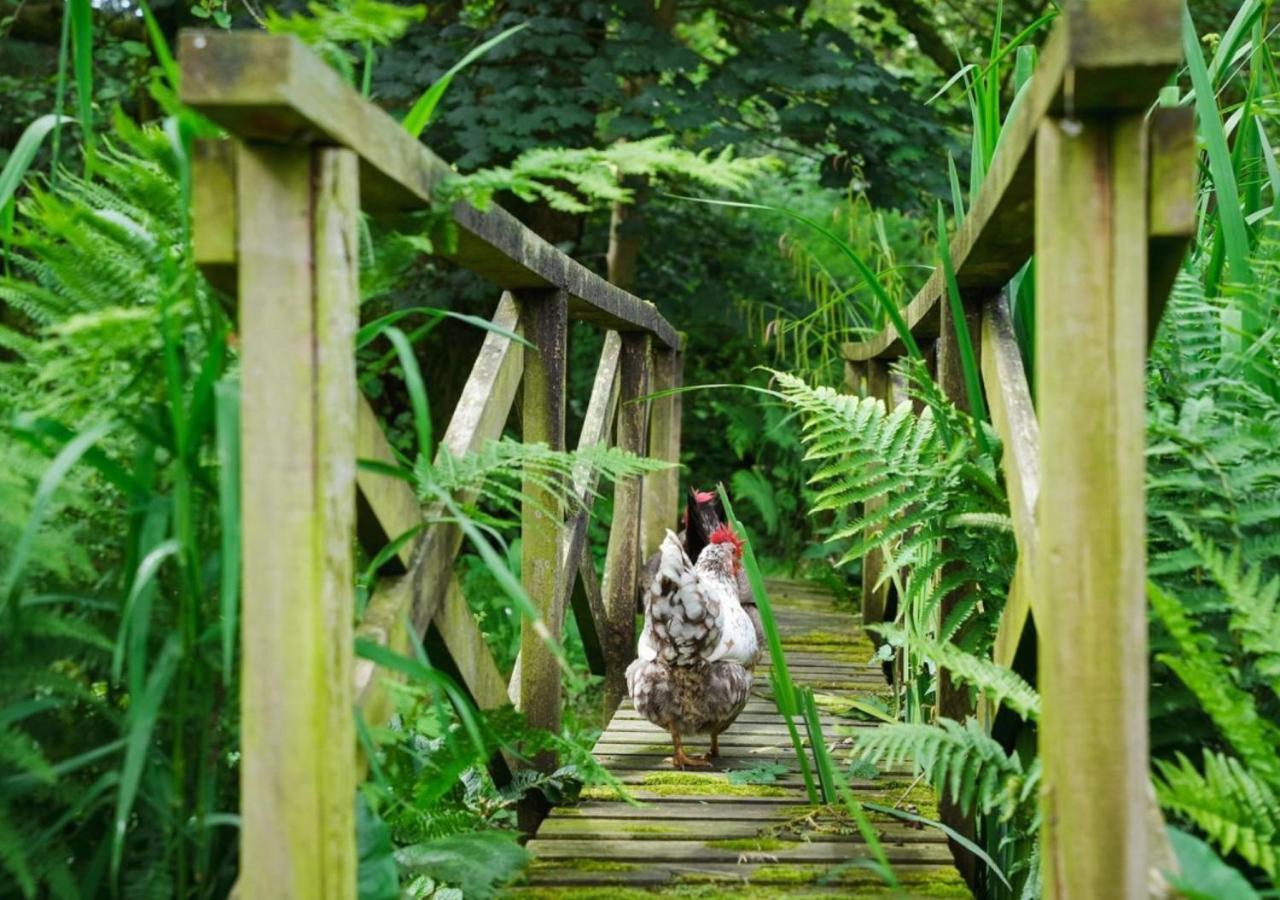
xmin=1036 ymin=113 xmax=1149 ymax=899
xmin=191 ymin=138 xmax=236 ymax=294
xmin=641 ymin=343 xmax=683 ymax=559
xmin=859 ymin=358 xmax=891 ymax=625
xmin=236 ymin=144 xmax=356 ymax=899
xmin=1147 ymin=106 xmax=1197 ymax=344
xmin=178 ymin=31 xmax=679 ymax=348
xmin=521 ymin=578 xmax=967 ymax=894
xmin=518 ymin=290 xmax=569 ymax=767
xmin=600 ymin=333 xmax=650 ymax=715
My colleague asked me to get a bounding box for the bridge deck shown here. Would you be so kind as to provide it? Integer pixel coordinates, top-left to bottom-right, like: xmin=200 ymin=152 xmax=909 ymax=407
xmin=515 ymin=578 xmax=970 ymax=897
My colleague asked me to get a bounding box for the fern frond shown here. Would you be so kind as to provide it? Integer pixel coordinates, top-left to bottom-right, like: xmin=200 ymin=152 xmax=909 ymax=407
xmin=416 ymin=439 xmax=672 ymax=519
xmin=1148 ymin=579 xmax=1280 ymax=785
xmin=1155 ymin=750 xmax=1279 ymax=878
xmin=854 ymin=717 xmax=1035 ymax=821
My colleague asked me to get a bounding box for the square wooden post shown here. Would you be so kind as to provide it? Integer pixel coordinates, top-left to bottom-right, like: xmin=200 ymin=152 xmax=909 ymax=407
xmin=860 ymin=357 xmax=892 ymax=626
xmin=237 ymin=145 xmax=359 ymax=899
xmin=601 ymin=333 xmax=651 ymax=715
xmin=516 ymin=289 xmax=569 ymax=770
xmin=1036 ymin=113 xmax=1149 ymax=898
xmin=641 ymin=338 xmax=682 ymax=559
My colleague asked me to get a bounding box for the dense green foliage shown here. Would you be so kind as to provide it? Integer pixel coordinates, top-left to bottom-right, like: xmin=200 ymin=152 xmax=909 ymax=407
xmin=2 ymin=0 xmax=1279 ymax=896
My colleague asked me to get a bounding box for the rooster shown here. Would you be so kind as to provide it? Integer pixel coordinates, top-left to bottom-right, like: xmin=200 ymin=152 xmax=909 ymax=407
xmin=626 ymin=520 xmax=761 ymax=768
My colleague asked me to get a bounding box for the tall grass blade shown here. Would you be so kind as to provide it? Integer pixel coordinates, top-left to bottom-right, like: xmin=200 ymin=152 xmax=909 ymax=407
xmin=403 ymin=23 xmax=528 ymax=138
xmin=384 ymin=326 xmax=433 ymax=461
xmin=2 ymin=420 xmax=112 ymax=617
xmin=0 ymin=116 xmax=73 ymax=211
xmin=111 ymin=634 xmax=182 ymax=885
xmin=935 ymin=202 xmax=991 ymax=455
xmin=215 ymin=377 xmax=241 ymax=679
xmin=68 ymin=0 xmax=95 ymax=175
xmin=112 ymin=538 xmax=179 ymax=687
xmin=674 ymin=196 xmax=924 ymax=361
xmin=1183 ymin=4 xmax=1253 ymax=292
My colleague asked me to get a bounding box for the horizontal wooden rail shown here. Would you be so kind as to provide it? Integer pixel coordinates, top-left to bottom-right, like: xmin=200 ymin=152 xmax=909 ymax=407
xmin=180 ymin=30 xmax=679 ymax=349
xmin=841 ymin=6 xmax=1187 ymax=364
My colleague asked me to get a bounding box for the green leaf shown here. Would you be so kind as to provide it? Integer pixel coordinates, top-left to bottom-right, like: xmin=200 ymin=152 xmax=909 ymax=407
xmin=394 ymin=831 xmax=531 ymax=899
xmin=727 ymin=762 xmax=789 ymax=785
xmin=0 ymin=116 xmax=73 ymax=212
xmin=1165 ymin=826 xmax=1260 ymax=900
xmin=403 ymin=24 xmax=528 ymax=138
xmin=111 ymin=634 xmax=182 ymax=885
xmin=215 ymin=376 xmax=241 ymax=679
xmin=67 ymin=0 xmax=96 ymax=175
xmin=356 ymin=794 xmax=399 ymax=900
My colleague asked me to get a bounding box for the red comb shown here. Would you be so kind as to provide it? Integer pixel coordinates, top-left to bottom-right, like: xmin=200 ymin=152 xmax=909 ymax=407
xmin=708 ymin=523 xmax=743 ymax=557
xmin=694 ymin=490 xmax=716 ymax=504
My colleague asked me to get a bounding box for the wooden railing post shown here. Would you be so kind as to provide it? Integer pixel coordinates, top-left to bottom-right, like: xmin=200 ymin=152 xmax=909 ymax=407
xmin=601 ymin=333 xmax=651 ymax=714
xmin=860 ymin=358 xmax=891 ymax=626
xmin=517 ymin=289 xmax=569 ymax=771
xmin=237 ymin=145 xmax=358 ymax=899
xmin=1036 ymin=113 xmax=1150 ymax=898
xmin=641 ymin=338 xmax=682 ymax=558
xmin=935 ymin=296 xmax=983 ymax=887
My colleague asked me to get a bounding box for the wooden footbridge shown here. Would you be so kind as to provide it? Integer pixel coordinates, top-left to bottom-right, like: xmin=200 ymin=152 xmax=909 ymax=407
xmin=522 ymin=577 xmax=968 ymax=895
xmin=182 ymin=1 xmax=1193 ymax=896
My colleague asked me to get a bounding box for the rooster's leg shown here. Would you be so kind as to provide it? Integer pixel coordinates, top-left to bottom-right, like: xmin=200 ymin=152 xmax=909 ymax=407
xmin=708 ymin=733 xmax=721 ymax=758
xmin=668 ymin=731 xmax=711 ymax=769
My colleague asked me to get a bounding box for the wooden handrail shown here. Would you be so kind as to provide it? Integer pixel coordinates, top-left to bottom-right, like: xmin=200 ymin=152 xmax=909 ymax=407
xmin=182 ymin=30 xmax=687 ymax=898
xmin=180 ymin=30 xmax=679 ymax=349
xmin=842 ymin=4 xmax=1184 ymax=364
xmin=836 ymin=3 xmax=1193 ymax=897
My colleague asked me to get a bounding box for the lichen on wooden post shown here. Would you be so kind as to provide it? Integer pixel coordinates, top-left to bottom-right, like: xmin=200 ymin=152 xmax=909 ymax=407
xmin=641 ymin=339 xmax=682 ymax=559
xmin=236 ymin=144 xmax=358 ymax=899
xmin=516 ymin=289 xmax=569 ymax=772
xmin=860 ymin=358 xmax=891 ymax=626
xmin=1036 ymin=112 xmax=1150 ymax=899
xmin=601 ymin=333 xmax=651 ymax=715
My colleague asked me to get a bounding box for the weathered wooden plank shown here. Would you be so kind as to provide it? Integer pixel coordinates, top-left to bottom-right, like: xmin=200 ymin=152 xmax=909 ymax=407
xmin=431 ymin=577 xmax=510 ymax=711
xmin=524 ymin=839 xmax=955 ymax=865
xmin=519 ymin=862 xmax=966 ymax=890
xmin=1147 ymin=105 xmax=1197 ymax=343
xmin=192 ymin=138 xmax=237 ymax=295
xmin=1036 ymin=113 xmax=1149 ymax=899
xmin=178 ymin=32 xmax=679 ymax=348
xmin=860 ymin=358 xmax=891 ymax=625
xmin=983 ymin=292 xmax=1041 ymax=677
xmin=535 ymin=818 xmax=947 ymax=841
xmin=559 ymin=331 xmax=621 ymax=638
xmin=353 ymin=397 xmax=419 ymax=570
xmin=600 ymin=333 xmax=650 ymax=714
xmin=518 ymin=290 xmax=569 ymax=769
xmin=981 ymin=293 xmax=1040 ymax=559
xmin=311 ymin=150 xmax=359 ymax=899
xmin=641 ymin=343 xmax=683 ymax=558
xmin=236 ymin=144 xmax=357 ymax=899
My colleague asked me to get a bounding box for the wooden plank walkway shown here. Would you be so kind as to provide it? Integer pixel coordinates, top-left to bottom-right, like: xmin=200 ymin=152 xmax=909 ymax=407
xmin=513 ymin=578 xmax=970 ymax=898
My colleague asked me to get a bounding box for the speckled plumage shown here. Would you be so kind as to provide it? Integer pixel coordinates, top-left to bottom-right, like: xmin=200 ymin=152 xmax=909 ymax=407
xmin=626 ymin=529 xmax=760 ymax=759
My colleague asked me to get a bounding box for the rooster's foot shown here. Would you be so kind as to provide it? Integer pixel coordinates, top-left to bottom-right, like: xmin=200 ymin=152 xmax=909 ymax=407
xmin=666 ymin=749 xmax=713 ymax=769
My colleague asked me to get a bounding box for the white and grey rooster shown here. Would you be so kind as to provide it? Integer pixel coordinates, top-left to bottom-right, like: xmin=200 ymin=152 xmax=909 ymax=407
xmin=625 ymin=522 xmax=760 ymax=768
